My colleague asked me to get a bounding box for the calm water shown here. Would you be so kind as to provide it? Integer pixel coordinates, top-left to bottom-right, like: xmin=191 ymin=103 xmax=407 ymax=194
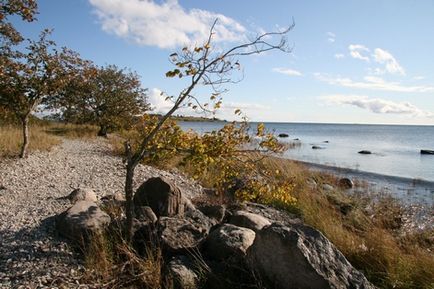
xmin=179 ymin=121 xmax=434 ymax=182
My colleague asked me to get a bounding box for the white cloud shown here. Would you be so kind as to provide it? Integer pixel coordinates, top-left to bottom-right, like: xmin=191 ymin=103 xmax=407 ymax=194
xmin=348 ymin=44 xmax=370 ymax=61
xmin=273 ymin=67 xmax=303 ymax=77
xmin=148 ymin=88 xmax=174 ymax=113
xmin=373 ymin=48 xmax=405 ymax=75
xmin=413 ymin=76 xmax=425 ymax=80
xmin=334 ymin=53 xmax=345 ymax=59
xmin=314 ymin=73 xmax=434 ymax=93
xmin=327 ymin=32 xmax=336 ymax=43
xmin=322 ymin=94 xmax=433 ymax=117
xmin=89 ymin=0 xmax=246 ymax=48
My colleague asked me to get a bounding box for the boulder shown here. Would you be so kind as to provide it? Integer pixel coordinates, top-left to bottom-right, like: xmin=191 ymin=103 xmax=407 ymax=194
xmin=134 ymin=177 xmax=184 ymax=217
xmin=56 ymin=201 xmax=110 ymax=241
xmin=229 ymin=210 xmax=271 ymax=232
xmin=338 ymin=178 xmax=354 ymax=189
xmin=100 ymin=192 xmax=125 ymax=202
xmin=278 ymin=133 xmax=289 ymax=138
xmin=420 ymin=149 xmax=434 ymax=155
xmin=205 ymin=224 xmax=255 ymax=260
xmin=198 ymin=204 xmax=226 ymax=225
xmin=168 ymin=256 xmax=199 ymax=289
xmin=249 ymin=223 xmax=375 ymax=289
xmin=66 ymin=188 xmax=97 ymax=204
xmin=358 ymin=150 xmax=372 ymax=155
xmin=158 ymin=210 xmax=212 ymax=252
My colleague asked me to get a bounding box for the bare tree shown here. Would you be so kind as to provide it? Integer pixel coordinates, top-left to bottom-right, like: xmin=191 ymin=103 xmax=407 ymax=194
xmin=123 ymin=20 xmax=294 ymax=240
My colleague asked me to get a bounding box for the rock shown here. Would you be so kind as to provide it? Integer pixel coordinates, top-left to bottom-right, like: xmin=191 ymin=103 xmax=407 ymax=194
xmin=338 ymin=177 xmax=354 ymax=189
xmin=158 ymin=210 xmax=212 ymax=252
xmin=249 ymin=223 xmax=375 ymax=289
xmin=312 ymin=145 xmax=324 ymax=149
xmin=0 ymin=184 xmax=6 ymax=190
xmin=136 ymin=206 xmax=158 ymax=224
xmin=205 ymin=224 xmax=255 ymax=260
xmin=229 ymin=210 xmax=271 ymax=232
xmin=420 ymin=149 xmax=434 ymax=155
xmin=168 ymin=256 xmax=199 ymax=289
xmin=293 ymin=138 xmax=300 ymax=141
xmin=322 ymin=184 xmax=335 ymax=192
xmin=100 ymin=192 xmax=125 ymax=202
xmin=278 ymin=133 xmax=289 ymax=138
xmin=198 ymin=204 xmax=226 ymax=224
xmin=66 ymin=188 xmax=97 ymax=204
xmin=358 ymin=150 xmax=372 ymax=154
xmin=134 ymin=177 xmax=184 ymax=217
xmin=306 ymin=179 xmax=317 ymax=189
xmin=56 ymin=201 xmax=110 ymax=242
xmin=323 ymin=140 xmax=329 ymax=143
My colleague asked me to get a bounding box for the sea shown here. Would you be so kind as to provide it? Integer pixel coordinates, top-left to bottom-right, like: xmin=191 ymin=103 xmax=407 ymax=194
xmin=179 ymin=121 xmax=434 ymax=205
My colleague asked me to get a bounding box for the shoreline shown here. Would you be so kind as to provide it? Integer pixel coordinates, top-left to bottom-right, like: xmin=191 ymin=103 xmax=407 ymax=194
xmin=291 ymin=159 xmax=434 ymax=206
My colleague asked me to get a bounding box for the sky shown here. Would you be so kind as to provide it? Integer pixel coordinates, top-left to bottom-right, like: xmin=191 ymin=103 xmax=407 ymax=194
xmin=12 ymin=0 xmax=434 ymax=124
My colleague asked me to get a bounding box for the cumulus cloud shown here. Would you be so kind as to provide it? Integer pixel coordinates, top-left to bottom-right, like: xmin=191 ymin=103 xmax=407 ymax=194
xmin=327 ymin=32 xmax=336 ymax=43
xmin=314 ymin=73 xmax=434 ymax=93
xmin=89 ymin=0 xmax=246 ymax=48
xmin=373 ymin=48 xmax=405 ymax=75
xmin=273 ymin=67 xmax=303 ymax=76
xmin=334 ymin=53 xmax=345 ymax=59
xmin=148 ymin=88 xmax=174 ymax=113
xmin=322 ymin=94 xmax=433 ymax=117
xmin=348 ymin=44 xmax=370 ymax=61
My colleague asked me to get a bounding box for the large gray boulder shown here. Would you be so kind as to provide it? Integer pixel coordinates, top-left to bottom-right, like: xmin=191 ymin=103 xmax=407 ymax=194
xmin=249 ymin=223 xmax=375 ymax=289
xmin=205 ymin=224 xmax=256 ymax=261
xmin=134 ymin=177 xmax=184 ymax=217
xmin=66 ymin=188 xmax=97 ymax=204
xmin=158 ymin=209 xmax=212 ymax=252
xmin=229 ymin=210 xmax=271 ymax=232
xmin=56 ymin=201 xmax=110 ymax=242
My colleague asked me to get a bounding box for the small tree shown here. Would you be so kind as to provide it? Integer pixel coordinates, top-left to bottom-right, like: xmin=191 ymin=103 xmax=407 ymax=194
xmin=58 ymin=64 xmax=149 ymax=137
xmin=0 ymin=30 xmax=80 ymax=157
xmin=123 ymin=20 xmax=294 ymax=240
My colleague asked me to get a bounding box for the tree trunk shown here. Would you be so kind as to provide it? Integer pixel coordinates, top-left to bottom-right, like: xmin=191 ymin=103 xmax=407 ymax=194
xmin=19 ymin=116 xmax=29 ymax=158
xmin=97 ymin=124 xmax=108 ymax=137
xmin=125 ymin=161 xmax=136 ymax=242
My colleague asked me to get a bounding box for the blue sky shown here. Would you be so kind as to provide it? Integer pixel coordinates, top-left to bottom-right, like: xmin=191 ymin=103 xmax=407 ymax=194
xmin=13 ymin=0 xmax=434 ymax=124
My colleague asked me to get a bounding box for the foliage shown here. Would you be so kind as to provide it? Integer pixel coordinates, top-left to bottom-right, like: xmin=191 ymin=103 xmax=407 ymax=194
xmin=121 ymin=20 xmax=294 ymax=240
xmin=0 ymin=0 xmax=37 ymax=46
xmin=55 ymin=64 xmax=149 ymax=136
xmin=0 ymin=29 xmax=83 ymax=157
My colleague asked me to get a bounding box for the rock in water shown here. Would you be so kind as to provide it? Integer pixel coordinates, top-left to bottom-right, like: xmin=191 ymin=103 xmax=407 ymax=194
xmin=229 ymin=210 xmax=271 ymax=232
xmin=420 ymin=149 xmax=434 ymax=155
xmin=66 ymin=188 xmax=97 ymax=204
xmin=56 ymin=201 xmax=110 ymax=242
xmin=205 ymin=224 xmax=256 ymax=260
xmin=134 ymin=177 xmax=183 ymax=217
xmin=358 ymin=150 xmax=372 ymax=155
xmin=278 ymin=133 xmax=289 ymax=138
xmin=249 ymin=223 xmax=375 ymax=289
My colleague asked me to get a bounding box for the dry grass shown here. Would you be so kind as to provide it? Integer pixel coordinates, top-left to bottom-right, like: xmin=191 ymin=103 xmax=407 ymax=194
xmin=0 ymin=123 xmax=99 ymax=158
xmin=0 ymin=124 xmax=61 ymax=157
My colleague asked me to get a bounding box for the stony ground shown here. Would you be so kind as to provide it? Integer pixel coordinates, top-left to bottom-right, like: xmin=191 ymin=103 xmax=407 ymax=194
xmin=0 ymin=139 xmax=203 ymax=288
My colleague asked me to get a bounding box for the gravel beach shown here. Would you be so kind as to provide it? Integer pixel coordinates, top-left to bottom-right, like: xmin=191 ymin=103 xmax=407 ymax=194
xmin=0 ymin=139 xmax=203 ymax=288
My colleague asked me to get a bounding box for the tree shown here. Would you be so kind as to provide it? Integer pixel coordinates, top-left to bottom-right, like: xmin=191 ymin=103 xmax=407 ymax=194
xmin=0 ymin=0 xmax=37 ymax=46
xmin=0 ymin=30 xmax=80 ymax=157
xmin=57 ymin=64 xmax=149 ymax=137
xmin=122 ymin=20 xmax=294 ymax=240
